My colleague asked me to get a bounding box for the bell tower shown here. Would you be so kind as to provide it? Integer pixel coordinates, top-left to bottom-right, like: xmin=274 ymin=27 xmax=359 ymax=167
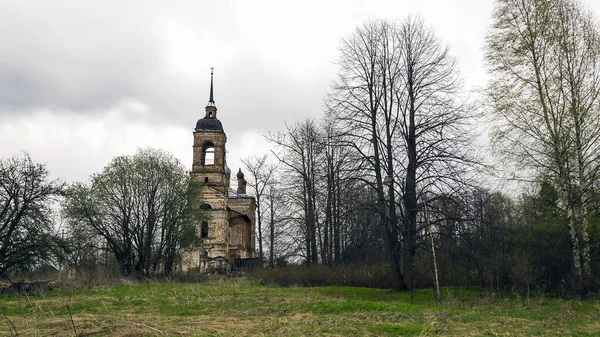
xmin=191 ymin=68 xmax=230 ymax=189
xmin=182 ymin=68 xmax=256 ymax=273
xmin=189 ymin=69 xmax=231 ymax=264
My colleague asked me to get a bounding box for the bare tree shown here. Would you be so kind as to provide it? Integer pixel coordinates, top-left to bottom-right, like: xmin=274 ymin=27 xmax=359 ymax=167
xmin=267 ymin=120 xmax=322 ymax=264
xmin=0 ymin=153 xmax=64 ymax=279
xmin=242 ymin=154 xmax=277 ymax=264
xmin=264 ymin=175 xmax=286 ymax=268
xmin=327 ymin=17 xmax=476 ymax=290
xmin=59 ymin=216 xmax=102 ymax=271
xmin=396 ymin=16 xmax=477 ymax=294
xmin=327 ymin=19 xmax=404 ymax=288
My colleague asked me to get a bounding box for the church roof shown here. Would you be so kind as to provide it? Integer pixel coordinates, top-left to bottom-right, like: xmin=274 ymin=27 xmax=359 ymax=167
xmin=195 ymin=117 xmax=223 ymax=131
xmin=227 ymin=187 xmax=254 ymax=199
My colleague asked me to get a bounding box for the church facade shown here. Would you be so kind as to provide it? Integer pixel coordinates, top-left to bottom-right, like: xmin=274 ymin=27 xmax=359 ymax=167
xmin=181 ymin=71 xmax=257 ymax=273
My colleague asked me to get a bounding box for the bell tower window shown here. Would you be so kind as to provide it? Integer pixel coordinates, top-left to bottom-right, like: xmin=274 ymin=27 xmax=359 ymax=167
xmin=202 ymin=142 xmax=215 ymax=166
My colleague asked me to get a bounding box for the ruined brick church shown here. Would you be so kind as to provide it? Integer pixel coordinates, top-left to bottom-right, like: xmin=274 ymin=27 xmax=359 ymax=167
xmin=182 ymin=70 xmax=257 ymax=273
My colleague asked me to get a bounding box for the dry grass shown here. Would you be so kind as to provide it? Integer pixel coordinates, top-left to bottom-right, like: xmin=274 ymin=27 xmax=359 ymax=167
xmin=1 ymin=280 xmax=599 ymax=336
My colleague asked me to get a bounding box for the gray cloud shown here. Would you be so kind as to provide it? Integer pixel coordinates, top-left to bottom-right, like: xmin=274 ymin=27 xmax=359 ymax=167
xmin=0 ymin=2 xmax=158 ymax=109
xmin=209 ymin=52 xmax=329 ymax=132
xmin=2 ymin=0 xmax=599 ymax=183
xmin=0 ymin=0 xmax=329 ymax=137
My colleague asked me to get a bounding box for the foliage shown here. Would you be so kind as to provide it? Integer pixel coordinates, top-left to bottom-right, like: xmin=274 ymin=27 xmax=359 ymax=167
xmin=257 ymin=10 xmax=600 ymax=297
xmin=4 ymin=1 xmax=600 ymax=305
xmin=62 ymin=148 xmax=204 ymax=277
xmin=485 ymin=0 xmax=600 ymax=295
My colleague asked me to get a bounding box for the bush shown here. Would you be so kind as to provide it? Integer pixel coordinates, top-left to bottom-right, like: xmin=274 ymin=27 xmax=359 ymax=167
xmin=169 ymin=270 xmax=208 ymax=283
xmin=56 ymin=264 xmax=124 ymax=290
xmin=251 ymin=264 xmax=392 ymax=288
xmin=56 ymin=265 xmax=209 ymax=290
xmin=0 ymin=280 xmax=57 ymax=296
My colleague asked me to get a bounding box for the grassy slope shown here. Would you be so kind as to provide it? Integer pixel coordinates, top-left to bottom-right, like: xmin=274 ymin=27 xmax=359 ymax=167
xmin=0 ymin=280 xmax=599 ymax=336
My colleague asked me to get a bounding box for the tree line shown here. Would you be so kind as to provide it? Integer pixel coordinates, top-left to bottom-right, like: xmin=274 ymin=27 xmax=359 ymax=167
xmin=1 ymin=0 xmax=599 ymax=298
xmin=0 ymin=149 xmax=204 ymax=281
xmin=243 ymin=0 xmax=600 ymax=298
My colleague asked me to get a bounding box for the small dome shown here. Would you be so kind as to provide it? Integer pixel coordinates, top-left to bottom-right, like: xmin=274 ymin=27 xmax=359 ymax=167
xmin=225 ymin=164 xmax=231 ymax=175
xmin=195 ymin=117 xmax=223 ymax=131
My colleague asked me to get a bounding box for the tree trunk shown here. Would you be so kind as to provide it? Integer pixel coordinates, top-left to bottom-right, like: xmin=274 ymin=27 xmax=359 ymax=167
xmin=403 ymin=62 xmax=418 ymax=294
xmin=333 ymin=168 xmax=341 ymax=263
xmin=257 ymin=194 xmax=263 ymax=264
xmin=269 ymin=194 xmax=275 ymax=268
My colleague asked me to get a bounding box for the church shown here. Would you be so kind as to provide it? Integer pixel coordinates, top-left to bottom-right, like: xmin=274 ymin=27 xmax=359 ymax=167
xmin=181 ymin=70 xmax=257 ymax=273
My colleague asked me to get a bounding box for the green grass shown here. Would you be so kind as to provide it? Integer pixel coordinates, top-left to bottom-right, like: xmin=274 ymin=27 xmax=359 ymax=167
xmin=0 ymin=280 xmax=599 ymax=336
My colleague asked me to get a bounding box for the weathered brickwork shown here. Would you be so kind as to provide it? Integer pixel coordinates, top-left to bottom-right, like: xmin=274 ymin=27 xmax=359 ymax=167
xmin=181 ymin=102 xmax=257 ymax=273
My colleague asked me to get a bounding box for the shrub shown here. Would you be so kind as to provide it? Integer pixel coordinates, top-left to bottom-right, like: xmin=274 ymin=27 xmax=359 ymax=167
xmin=251 ymin=264 xmax=392 ymax=288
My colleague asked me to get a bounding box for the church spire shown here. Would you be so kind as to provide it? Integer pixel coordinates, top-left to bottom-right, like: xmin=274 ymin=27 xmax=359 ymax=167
xmin=208 ymin=67 xmax=215 ymax=106
xmin=204 ymin=68 xmax=218 ymax=119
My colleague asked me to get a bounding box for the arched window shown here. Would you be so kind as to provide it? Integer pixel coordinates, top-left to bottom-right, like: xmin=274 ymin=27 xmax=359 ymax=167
xmin=201 ymin=221 xmax=209 ymax=238
xmin=199 ymin=204 xmax=211 ymax=239
xmin=202 ymin=142 xmax=215 ymax=166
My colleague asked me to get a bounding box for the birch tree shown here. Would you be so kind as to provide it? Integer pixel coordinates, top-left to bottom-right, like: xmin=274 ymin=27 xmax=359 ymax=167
xmin=485 ymin=0 xmax=600 ymax=295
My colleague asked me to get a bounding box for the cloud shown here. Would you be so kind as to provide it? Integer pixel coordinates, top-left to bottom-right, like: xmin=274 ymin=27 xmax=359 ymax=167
xmin=0 ymin=0 xmax=331 ymax=137
xmin=2 ymin=0 xmax=598 ymax=183
xmin=0 ymin=2 xmax=157 ymax=110
xmin=0 ymin=104 xmax=185 ymax=181
xmin=0 ymin=103 xmax=276 ymax=186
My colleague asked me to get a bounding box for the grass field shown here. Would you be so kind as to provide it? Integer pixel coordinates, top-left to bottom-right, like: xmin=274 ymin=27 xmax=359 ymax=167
xmin=0 ymin=279 xmax=599 ymax=336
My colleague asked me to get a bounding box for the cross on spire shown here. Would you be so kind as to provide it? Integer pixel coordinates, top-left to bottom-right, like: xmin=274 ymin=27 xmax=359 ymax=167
xmin=208 ymin=67 xmax=215 ymax=106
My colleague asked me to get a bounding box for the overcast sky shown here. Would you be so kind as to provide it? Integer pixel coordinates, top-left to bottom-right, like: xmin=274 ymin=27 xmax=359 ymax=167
xmin=2 ymin=0 xmax=599 ymax=183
